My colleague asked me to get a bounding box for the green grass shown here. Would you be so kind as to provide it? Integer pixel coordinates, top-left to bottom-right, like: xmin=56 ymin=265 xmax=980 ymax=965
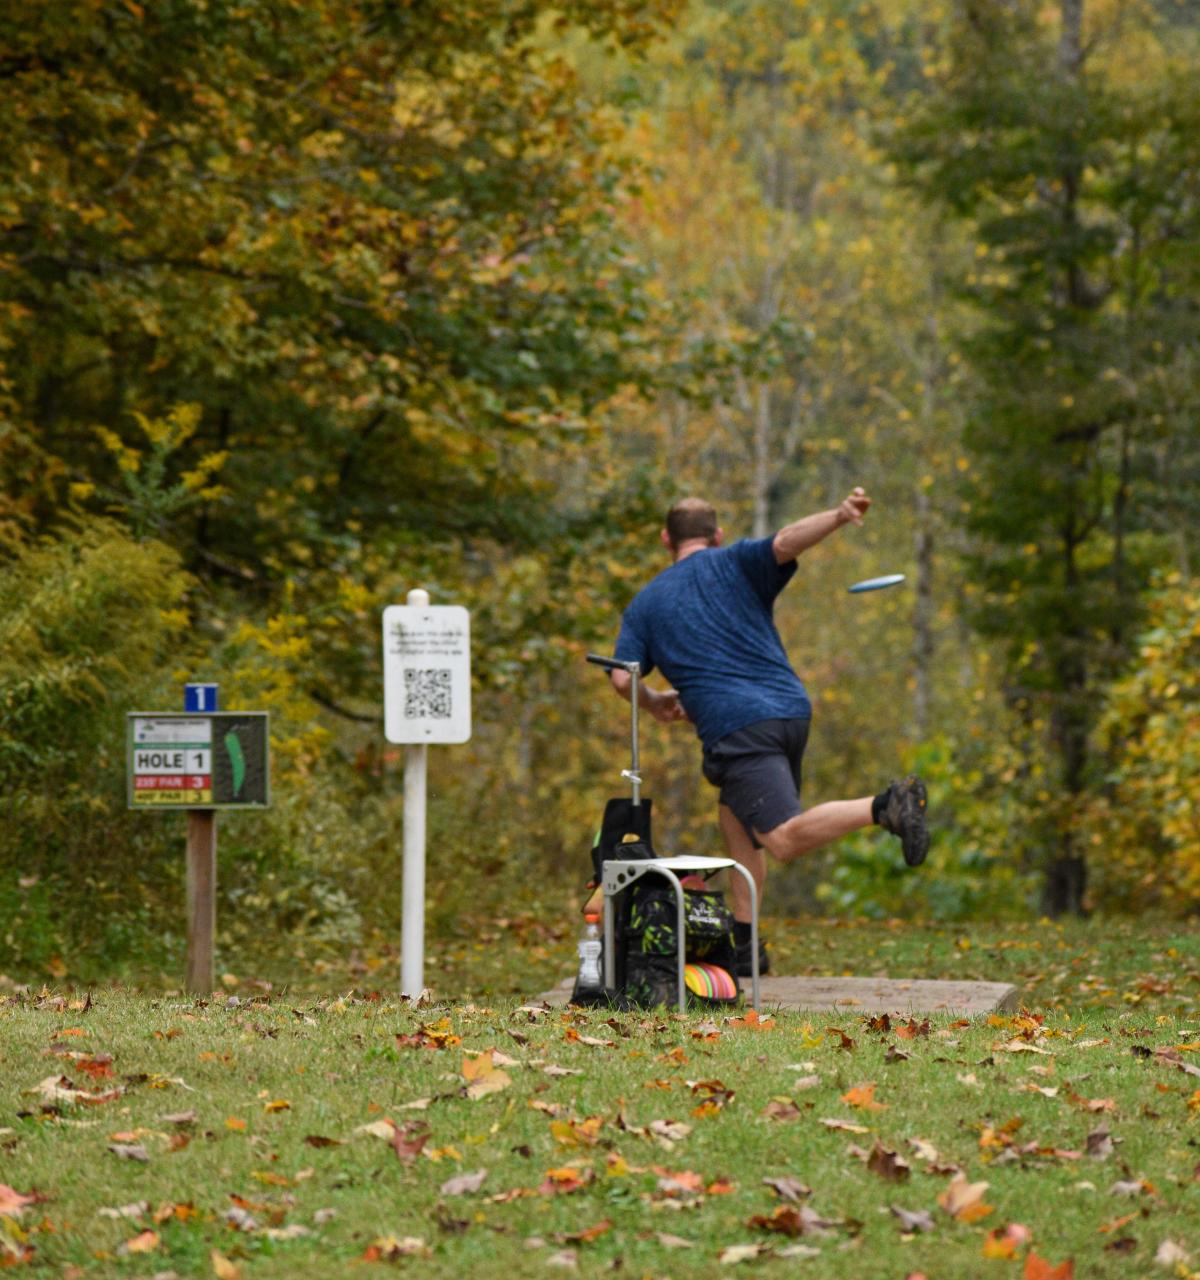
xmin=2 ymin=918 xmax=1200 ymax=1278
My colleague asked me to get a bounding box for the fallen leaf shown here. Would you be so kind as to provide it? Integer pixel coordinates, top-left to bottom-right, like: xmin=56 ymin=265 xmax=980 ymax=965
xmin=656 ymin=1232 xmax=694 ymax=1248
xmin=462 ymin=1049 xmax=511 ymax=1100
xmin=107 ymin=1143 xmax=150 ymax=1163
xmin=263 ymin=1099 xmax=290 ymax=1113
xmin=867 ymin=1141 xmax=911 ymax=1181
xmin=0 ymin=1185 xmax=36 ymax=1218
xmin=1155 ymin=1239 xmax=1190 ymax=1267
xmin=820 ymin=1118 xmax=869 ymax=1134
xmin=555 ymin=1219 xmax=611 ymax=1246
xmin=546 ymin=1250 xmax=578 ymax=1269
xmin=362 ymin=1235 xmax=431 ymax=1260
xmin=938 ymin=1174 xmax=992 ymax=1222
xmin=727 ymin=1010 xmax=776 ymax=1031
xmin=1086 ymin=1128 xmax=1114 ymax=1160
xmin=719 ymin=1242 xmax=772 ymax=1264
xmin=748 ymin=1206 xmax=808 ymax=1237
xmin=390 ymin=1122 xmax=429 ymax=1164
xmin=763 ymin=1176 xmax=811 ymax=1202
xmin=161 ymin=1110 xmax=197 ymax=1126
xmin=440 ymin=1169 xmax=487 ymax=1196
xmin=550 ymin=1116 xmax=603 ymax=1148
xmin=97 ymin=1201 xmax=149 ymax=1222
xmin=211 ymin=1250 xmax=240 ymax=1279
xmin=763 ymin=1098 xmax=802 ymax=1122
xmin=891 ymin=1205 xmax=935 ymax=1233
xmin=826 ymin=1027 xmax=856 ymax=1051
xmin=983 ymin=1223 xmax=1032 ymax=1258
xmin=303 ymin=1134 xmax=343 ymax=1148
xmin=841 ymin=1083 xmax=886 ymax=1111
xmin=649 ymin=1118 xmax=692 ymax=1147
xmin=1024 ymin=1252 xmax=1074 ymax=1280
xmin=120 ymin=1230 xmax=159 ymax=1254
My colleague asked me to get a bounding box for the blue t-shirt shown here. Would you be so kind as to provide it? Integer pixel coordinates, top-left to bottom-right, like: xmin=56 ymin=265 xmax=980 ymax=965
xmin=614 ymin=537 xmax=811 ymax=749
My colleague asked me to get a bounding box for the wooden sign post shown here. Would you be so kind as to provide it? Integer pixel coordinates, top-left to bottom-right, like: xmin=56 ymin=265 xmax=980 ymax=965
xmin=185 ymin=811 xmax=217 ymax=993
xmin=127 ymin=688 xmax=269 ymax=995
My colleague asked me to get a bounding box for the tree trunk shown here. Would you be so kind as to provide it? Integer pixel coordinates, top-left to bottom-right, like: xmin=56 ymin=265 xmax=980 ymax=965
xmin=752 ymin=382 xmax=771 ymax=538
xmin=912 ymin=485 xmax=934 ymax=741
xmin=1042 ymin=0 xmax=1090 ymax=916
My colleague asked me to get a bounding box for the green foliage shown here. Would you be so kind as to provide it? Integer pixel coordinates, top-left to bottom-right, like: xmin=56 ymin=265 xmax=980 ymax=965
xmin=1084 ymin=576 xmax=1200 ymax=912
xmin=816 ymin=737 xmax=1038 ymax=921
xmin=892 ymin=0 xmax=1200 ymax=909
xmin=0 ymin=518 xmax=191 ymax=968
xmin=0 ymin=0 xmax=679 ymax=584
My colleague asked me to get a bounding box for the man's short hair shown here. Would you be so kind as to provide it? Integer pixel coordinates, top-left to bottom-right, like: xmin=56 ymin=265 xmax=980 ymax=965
xmin=665 ymin=497 xmax=718 ymax=549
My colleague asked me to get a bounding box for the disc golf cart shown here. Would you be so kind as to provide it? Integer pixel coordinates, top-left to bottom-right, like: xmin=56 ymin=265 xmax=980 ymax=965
xmin=582 ymin=654 xmax=761 ymax=1013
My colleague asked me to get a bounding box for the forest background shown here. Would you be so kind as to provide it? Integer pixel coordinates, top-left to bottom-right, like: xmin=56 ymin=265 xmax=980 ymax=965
xmin=1 ymin=0 xmax=1198 ymax=988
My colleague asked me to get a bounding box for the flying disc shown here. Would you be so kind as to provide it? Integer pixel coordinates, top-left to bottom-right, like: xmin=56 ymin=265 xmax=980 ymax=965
xmin=685 ymin=963 xmax=738 ymax=1001
xmin=848 ymin=573 xmax=906 ymax=594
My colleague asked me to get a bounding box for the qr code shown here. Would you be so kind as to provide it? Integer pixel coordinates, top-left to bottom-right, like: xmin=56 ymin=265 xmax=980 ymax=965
xmin=404 ymin=668 xmax=452 ymax=719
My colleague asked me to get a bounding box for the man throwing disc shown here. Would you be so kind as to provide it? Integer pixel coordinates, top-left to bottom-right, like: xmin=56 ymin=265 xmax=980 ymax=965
xmin=608 ymin=489 xmax=928 ymax=976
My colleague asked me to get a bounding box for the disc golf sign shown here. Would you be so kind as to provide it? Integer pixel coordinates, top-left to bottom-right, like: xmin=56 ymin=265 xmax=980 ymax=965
xmin=126 ymin=713 xmax=270 ymax=809
xmin=382 ymin=603 xmax=471 ymax=744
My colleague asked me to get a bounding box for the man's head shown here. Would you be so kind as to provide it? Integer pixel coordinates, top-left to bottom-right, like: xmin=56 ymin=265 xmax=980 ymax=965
xmin=662 ymin=497 xmax=722 ymax=558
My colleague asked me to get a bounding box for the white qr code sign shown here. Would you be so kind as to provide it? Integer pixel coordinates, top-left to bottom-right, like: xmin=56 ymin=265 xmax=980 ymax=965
xmin=382 ymin=604 xmax=472 ymax=744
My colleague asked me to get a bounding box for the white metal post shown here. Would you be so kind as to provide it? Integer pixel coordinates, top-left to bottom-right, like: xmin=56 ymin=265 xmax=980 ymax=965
xmin=401 ymin=587 xmax=430 ymax=998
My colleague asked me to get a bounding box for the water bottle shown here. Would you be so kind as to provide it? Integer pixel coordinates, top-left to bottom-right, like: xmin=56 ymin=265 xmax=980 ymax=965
xmin=576 ymin=912 xmax=603 ymax=990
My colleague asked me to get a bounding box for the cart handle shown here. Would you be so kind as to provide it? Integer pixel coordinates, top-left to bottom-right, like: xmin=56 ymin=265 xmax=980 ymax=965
xmin=585 ymin=653 xmax=640 ymax=675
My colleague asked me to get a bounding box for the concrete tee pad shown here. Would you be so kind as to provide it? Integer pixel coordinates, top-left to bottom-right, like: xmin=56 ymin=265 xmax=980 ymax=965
xmin=540 ymin=975 xmax=1018 ymax=1016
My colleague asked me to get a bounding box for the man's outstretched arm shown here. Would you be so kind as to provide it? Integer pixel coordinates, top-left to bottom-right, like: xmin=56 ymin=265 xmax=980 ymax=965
xmin=772 ymin=486 xmax=871 ymax=564
xmin=609 ymin=670 xmax=689 ymax=724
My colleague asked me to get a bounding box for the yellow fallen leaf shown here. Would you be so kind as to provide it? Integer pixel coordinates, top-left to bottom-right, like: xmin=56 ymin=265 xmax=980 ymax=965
xmin=211 ymin=1250 xmax=240 ymax=1279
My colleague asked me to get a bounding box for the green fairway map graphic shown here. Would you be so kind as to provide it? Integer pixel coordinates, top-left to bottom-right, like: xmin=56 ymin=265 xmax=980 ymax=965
xmin=224 ymin=730 xmax=246 ymax=797
xmin=211 ymin=715 xmax=267 ymax=806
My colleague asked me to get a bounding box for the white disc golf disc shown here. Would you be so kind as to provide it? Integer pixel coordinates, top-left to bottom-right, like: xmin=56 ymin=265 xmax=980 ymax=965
xmin=847 ymin=573 xmax=907 ymax=594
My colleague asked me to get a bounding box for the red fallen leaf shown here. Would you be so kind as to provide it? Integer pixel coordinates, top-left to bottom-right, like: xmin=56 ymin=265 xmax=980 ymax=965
xmin=748 ymin=1205 xmax=807 ymax=1237
xmin=655 ymin=1170 xmax=703 ymax=1195
xmin=706 ymin=1178 xmax=735 ymax=1195
xmin=536 ymin=1167 xmax=592 ymax=1195
xmin=303 ymin=1134 xmax=344 ymax=1148
xmin=983 ymin=1223 xmax=1032 ymax=1258
xmin=1099 ymin=1212 xmax=1137 ymax=1234
xmin=865 ymin=1014 xmax=892 ymax=1034
xmin=554 ymin=1219 xmax=612 ymax=1245
xmin=826 ymin=1026 xmax=856 ymax=1051
xmin=391 ymin=1122 xmax=429 ymax=1164
xmin=1024 ymin=1252 xmax=1074 ymax=1280
xmin=120 ymin=1229 xmax=159 ymax=1254
xmin=841 ymin=1083 xmax=887 ymax=1112
xmin=727 ymin=1010 xmax=776 ymax=1031
xmin=867 ymin=1141 xmax=910 ymax=1181
xmin=895 ymin=1018 xmax=931 ymax=1041
xmin=0 ymin=1184 xmax=37 ymax=1217
xmin=75 ymin=1055 xmax=114 ymax=1080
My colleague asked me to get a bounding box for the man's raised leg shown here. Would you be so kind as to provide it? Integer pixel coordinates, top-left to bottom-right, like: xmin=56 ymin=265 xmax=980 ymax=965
xmin=755 ymin=797 xmax=875 ymax=865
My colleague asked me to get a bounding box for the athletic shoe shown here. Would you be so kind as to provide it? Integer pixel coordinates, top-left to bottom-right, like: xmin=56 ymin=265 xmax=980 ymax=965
xmin=879 ymin=775 xmax=929 ymax=867
xmin=735 ymin=937 xmax=771 ymax=977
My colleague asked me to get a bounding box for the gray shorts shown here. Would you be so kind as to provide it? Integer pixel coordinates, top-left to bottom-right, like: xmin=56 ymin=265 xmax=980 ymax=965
xmin=701 ymin=717 xmax=810 ymax=842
